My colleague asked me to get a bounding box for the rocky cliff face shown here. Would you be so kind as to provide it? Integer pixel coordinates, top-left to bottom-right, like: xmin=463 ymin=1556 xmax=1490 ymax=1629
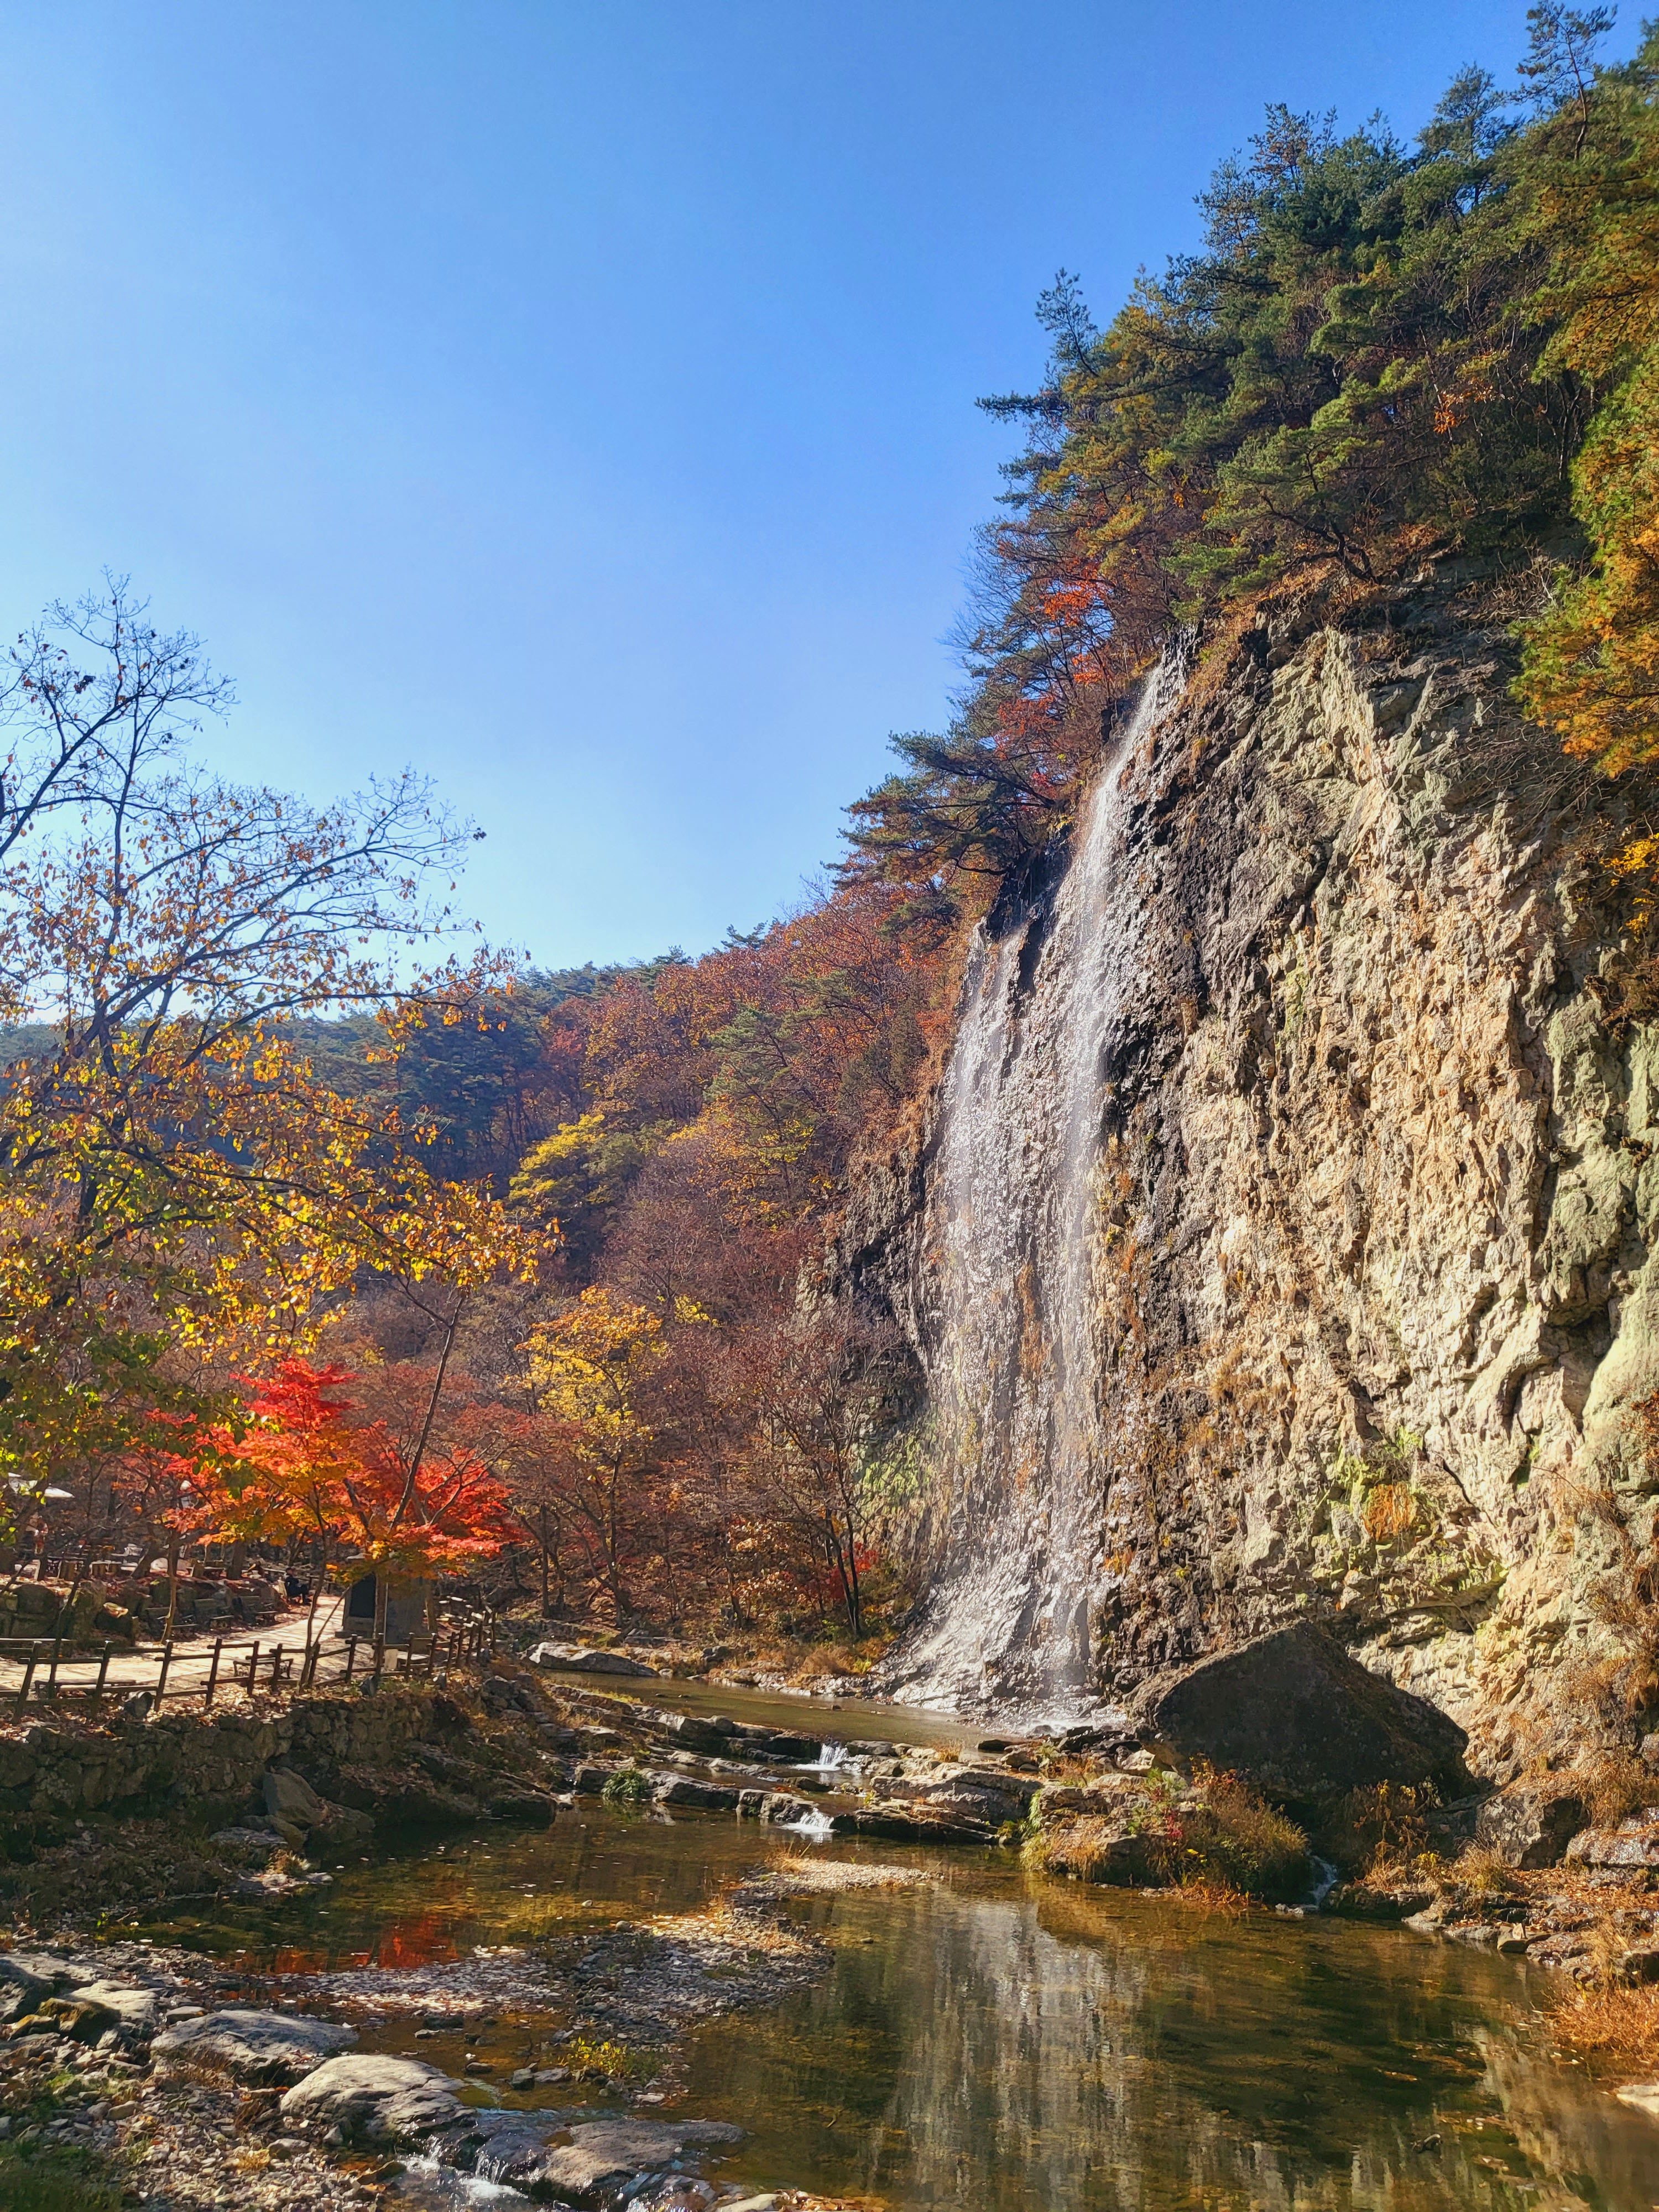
xmin=842 ymin=570 xmax=1659 ymax=1776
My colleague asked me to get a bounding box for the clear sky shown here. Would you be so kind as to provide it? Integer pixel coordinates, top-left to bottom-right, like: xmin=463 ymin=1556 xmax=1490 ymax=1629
xmin=0 ymin=2 xmax=1636 ymax=967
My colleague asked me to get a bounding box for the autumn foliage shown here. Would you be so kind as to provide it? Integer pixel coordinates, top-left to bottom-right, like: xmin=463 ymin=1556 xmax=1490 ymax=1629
xmin=17 ymin=14 xmax=1659 ymax=1653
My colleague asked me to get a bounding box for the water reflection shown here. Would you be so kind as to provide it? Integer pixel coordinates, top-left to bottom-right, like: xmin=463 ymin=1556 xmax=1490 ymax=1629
xmin=685 ymin=1874 xmax=1659 ymax=2209
xmin=141 ymin=1813 xmax=1659 ymax=2209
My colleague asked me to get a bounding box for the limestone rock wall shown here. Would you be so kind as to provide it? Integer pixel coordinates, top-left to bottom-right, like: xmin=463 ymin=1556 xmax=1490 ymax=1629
xmin=843 ymin=572 xmax=1659 ymax=1773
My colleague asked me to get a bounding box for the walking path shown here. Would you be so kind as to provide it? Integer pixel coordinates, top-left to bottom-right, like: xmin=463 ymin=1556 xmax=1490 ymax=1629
xmin=0 ymin=1597 xmax=364 ymax=1711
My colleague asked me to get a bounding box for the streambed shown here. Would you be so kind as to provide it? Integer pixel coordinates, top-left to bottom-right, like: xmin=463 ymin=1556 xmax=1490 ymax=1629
xmin=137 ymin=1796 xmax=1659 ymax=2211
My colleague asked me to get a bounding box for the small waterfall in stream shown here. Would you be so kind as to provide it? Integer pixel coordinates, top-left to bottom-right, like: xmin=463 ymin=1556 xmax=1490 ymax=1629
xmin=895 ymin=649 xmax=1191 ymax=1723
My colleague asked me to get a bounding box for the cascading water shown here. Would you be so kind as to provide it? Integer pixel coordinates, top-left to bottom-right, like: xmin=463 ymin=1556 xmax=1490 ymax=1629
xmin=893 ymin=649 xmax=1191 ymax=1724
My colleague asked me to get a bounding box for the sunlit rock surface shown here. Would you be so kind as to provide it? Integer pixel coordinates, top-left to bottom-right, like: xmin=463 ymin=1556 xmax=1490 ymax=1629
xmin=843 ymin=570 xmax=1659 ymax=1767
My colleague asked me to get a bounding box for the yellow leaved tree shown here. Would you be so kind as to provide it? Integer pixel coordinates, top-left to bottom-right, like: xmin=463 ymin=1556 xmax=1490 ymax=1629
xmin=0 ymin=583 xmax=540 ymax=1507
xmin=522 ymin=1286 xmax=671 ymax=1621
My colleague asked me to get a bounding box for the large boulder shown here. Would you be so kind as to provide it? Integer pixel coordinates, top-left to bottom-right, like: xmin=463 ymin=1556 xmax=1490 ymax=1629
xmin=263 ymin=1767 xmax=326 ymax=1828
xmin=1567 ymin=1813 xmax=1659 ymax=1868
xmin=1128 ymin=1623 xmax=1468 ymax=1801
xmin=155 ymin=2008 xmax=357 ymax=2085
xmin=279 ymin=2052 xmax=465 ymax=2143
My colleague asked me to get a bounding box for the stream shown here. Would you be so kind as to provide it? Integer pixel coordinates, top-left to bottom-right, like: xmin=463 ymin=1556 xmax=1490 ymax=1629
xmin=135 ymin=1677 xmax=1659 ymax=2210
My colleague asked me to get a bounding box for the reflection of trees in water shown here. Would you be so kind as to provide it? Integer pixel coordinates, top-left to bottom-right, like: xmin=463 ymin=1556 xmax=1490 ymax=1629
xmin=1473 ymin=2029 xmax=1659 ymax=2210
xmin=827 ymin=1890 xmax=1659 ymax=2210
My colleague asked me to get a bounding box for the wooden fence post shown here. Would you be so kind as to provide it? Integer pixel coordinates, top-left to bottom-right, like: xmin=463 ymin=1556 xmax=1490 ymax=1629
xmin=15 ymin=1644 xmax=39 ymax=1712
xmin=155 ymin=1641 xmax=174 ymax=1705
xmin=95 ymin=1643 xmax=112 ymax=1697
xmin=371 ymin=1635 xmax=385 ymax=1683
xmin=343 ymin=1637 xmax=357 ymax=1683
xmin=269 ymin=1644 xmax=284 ymax=1692
xmin=204 ymin=1638 xmax=223 ymax=1707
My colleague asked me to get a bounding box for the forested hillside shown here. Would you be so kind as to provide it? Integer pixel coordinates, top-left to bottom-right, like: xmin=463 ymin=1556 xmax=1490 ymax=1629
xmin=2 ymin=3 xmax=1656 ymax=1663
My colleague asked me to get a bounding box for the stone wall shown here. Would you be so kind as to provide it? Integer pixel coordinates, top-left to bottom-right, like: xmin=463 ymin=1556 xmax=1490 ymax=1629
xmin=0 ymin=1685 xmax=441 ymax=1850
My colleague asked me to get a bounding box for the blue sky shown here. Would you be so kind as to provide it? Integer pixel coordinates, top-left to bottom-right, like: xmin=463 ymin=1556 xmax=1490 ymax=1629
xmin=0 ymin=2 xmax=1634 ymax=967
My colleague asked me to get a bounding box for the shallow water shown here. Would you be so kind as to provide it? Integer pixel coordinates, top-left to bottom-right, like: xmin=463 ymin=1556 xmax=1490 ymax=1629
xmin=135 ymin=1804 xmax=1659 ymax=2209
xmin=534 ymin=1663 xmax=982 ymax=1754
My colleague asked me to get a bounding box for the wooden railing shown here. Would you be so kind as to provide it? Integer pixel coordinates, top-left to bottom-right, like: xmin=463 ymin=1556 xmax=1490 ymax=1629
xmin=2 ymin=1611 xmax=495 ymax=1714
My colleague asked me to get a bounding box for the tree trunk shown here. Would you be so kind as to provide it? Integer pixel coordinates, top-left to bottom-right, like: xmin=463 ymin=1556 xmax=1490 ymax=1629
xmin=164 ymin=1532 xmax=181 ymax=1642
xmin=305 ymin=1535 xmax=329 ymax=1639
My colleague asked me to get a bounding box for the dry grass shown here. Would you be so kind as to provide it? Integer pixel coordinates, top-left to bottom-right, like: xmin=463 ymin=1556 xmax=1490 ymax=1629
xmin=1448 ymin=1844 xmax=1525 ymax=1902
xmin=1578 ymin=1747 xmax=1655 ymax=1828
xmin=1027 ymin=1815 xmax=1131 ymax=1883
xmin=1182 ymin=1766 xmax=1308 ymax=1899
xmin=1318 ymin=1781 xmax=1437 ymax=1878
xmin=1360 ymin=1481 xmax=1417 ymax=1545
xmin=1027 ymin=1770 xmax=1306 ymax=1901
xmin=1551 ymin=1981 xmax=1659 ymax=2079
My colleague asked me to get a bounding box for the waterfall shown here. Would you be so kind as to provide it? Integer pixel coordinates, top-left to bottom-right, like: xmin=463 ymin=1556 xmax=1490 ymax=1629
xmin=896 ymin=650 xmax=1190 ymax=1723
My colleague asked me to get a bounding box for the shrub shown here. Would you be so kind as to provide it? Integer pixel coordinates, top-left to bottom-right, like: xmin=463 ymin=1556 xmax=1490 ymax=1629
xmin=1026 ymin=1769 xmax=1306 ymax=1900
xmin=1173 ymin=1768 xmax=1307 ymax=1900
xmin=1449 ymin=1844 xmax=1524 ymax=1902
xmin=1319 ymin=1782 xmax=1437 ymax=1877
xmin=0 ymin=2153 xmax=120 ymax=2212
xmin=601 ymin=1765 xmax=653 ymax=1807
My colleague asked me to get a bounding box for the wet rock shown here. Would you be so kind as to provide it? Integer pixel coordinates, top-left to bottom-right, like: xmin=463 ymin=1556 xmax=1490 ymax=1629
xmin=755 ymin=1791 xmax=816 ymax=1824
xmin=484 ymin=1786 xmax=559 ymax=1823
xmin=753 ymin=1731 xmax=819 ymax=1761
xmin=826 ymin=1806 xmax=990 ymax=1844
xmin=518 ymin=2116 xmax=744 ymax=2206
xmin=155 ymin=2007 xmax=358 ymax=2084
xmin=211 ymin=1824 xmax=285 ymax=1865
xmin=649 ymin=1711 xmax=732 ymax=1756
xmin=1326 ymin=1883 xmax=1436 ymax=1921
xmin=1128 ymin=1624 xmax=1469 ymax=1799
xmin=653 ymin=1776 xmax=739 ymax=1810
xmin=279 ymin=2051 xmax=465 ymax=2142
xmin=1473 ymin=1780 xmax=1588 ymax=1869
xmin=530 ymin=1643 xmax=656 ymax=1677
